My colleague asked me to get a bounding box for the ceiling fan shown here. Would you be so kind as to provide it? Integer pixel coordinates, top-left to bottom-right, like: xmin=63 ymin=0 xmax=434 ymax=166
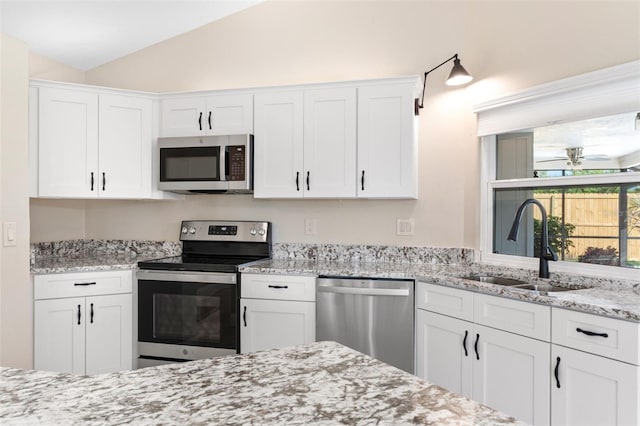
xmin=536 ymin=147 xmax=610 ymax=167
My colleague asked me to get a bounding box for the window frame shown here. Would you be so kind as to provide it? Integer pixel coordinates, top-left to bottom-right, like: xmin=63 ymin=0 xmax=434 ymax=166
xmin=475 ymin=61 xmax=640 ymax=281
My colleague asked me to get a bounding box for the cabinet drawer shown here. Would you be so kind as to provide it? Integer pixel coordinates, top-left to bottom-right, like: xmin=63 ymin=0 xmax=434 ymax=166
xmin=34 ymin=270 xmax=133 ymax=300
xmin=416 ymin=282 xmax=473 ymax=322
xmin=474 ymin=293 xmax=550 ymax=341
xmin=241 ymin=274 xmax=316 ymax=301
xmin=552 ymin=308 xmax=640 ymax=365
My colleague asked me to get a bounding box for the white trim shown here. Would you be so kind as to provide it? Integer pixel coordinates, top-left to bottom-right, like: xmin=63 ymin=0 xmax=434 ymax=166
xmin=481 ymin=252 xmax=640 ymax=282
xmin=473 ymin=60 xmax=640 ymax=136
xmin=491 ymin=172 xmax=640 ymax=189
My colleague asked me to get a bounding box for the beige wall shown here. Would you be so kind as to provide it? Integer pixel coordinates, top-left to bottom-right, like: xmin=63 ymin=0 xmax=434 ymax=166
xmin=29 ymin=1 xmax=640 ymax=248
xmin=29 ymin=53 xmax=85 ymax=84
xmin=1 ymin=34 xmax=31 ymax=368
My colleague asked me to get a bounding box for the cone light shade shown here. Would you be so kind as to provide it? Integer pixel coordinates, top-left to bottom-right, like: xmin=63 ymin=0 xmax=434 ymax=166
xmin=446 ymin=58 xmax=473 ymax=86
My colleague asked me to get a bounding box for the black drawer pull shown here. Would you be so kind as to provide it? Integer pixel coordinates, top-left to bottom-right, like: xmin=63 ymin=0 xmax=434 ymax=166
xmin=77 ymin=304 xmax=81 ymax=325
xmin=102 ymin=172 xmax=106 ymax=191
xmin=243 ymin=306 xmax=247 ymax=327
xmin=306 ymin=171 xmax=310 ymax=191
xmin=90 ymin=172 xmax=94 ymax=191
xmin=208 ymin=111 xmax=212 ymax=130
xmin=554 ymin=356 xmax=561 ymax=388
xmin=268 ymin=285 xmax=289 ymax=289
xmin=74 ymin=282 xmax=97 ymax=286
xmin=198 ymin=112 xmax=202 ymax=131
xmin=90 ymin=303 xmax=94 ymax=323
xmin=361 ymin=170 xmax=365 ymax=191
xmin=576 ymin=327 xmax=608 ymax=338
xmin=462 ymin=330 xmax=468 ymax=357
xmin=296 ymin=171 xmax=300 ymax=191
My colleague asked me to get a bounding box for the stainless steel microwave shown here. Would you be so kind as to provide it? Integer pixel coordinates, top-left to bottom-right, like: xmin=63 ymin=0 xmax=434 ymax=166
xmin=158 ymin=134 xmax=253 ymax=194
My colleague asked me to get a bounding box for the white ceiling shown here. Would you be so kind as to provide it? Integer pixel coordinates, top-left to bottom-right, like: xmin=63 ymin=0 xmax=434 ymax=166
xmin=0 ymin=0 xmax=263 ymax=70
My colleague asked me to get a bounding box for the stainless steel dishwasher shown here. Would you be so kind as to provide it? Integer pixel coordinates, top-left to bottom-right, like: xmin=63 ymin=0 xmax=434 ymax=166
xmin=316 ymin=277 xmax=414 ymax=373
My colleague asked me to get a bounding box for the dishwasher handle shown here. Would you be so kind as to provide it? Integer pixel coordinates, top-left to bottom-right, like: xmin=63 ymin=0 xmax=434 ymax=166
xmin=317 ymin=285 xmax=410 ymax=297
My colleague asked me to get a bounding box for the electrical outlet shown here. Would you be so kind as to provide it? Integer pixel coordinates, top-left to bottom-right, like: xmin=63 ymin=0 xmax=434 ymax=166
xmin=305 ymin=218 xmax=317 ymax=235
xmin=396 ymin=218 xmax=415 ymax=236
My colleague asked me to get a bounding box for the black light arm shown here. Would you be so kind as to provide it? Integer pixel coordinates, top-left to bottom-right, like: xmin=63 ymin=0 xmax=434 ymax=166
xmin=415 ymin=53 xmax=473 ymax=115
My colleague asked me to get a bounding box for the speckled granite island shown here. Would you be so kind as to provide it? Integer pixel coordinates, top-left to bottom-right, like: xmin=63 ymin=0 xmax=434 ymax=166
xmin=0 ymin=341 xmax=520 ymax=425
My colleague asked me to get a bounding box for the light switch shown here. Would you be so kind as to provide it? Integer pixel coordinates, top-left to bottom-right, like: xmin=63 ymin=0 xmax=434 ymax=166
xmin=3 ymin=222 xmax=17 ymax=246
xmin=305 ymin=218 xmax=317 ymax=235
xmin=396 ymin=218 xmax=415 ymax=236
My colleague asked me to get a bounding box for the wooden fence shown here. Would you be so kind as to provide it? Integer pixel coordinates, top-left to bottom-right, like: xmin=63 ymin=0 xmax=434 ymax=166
xmin=534 ymin=193 xmax=640 ymax=262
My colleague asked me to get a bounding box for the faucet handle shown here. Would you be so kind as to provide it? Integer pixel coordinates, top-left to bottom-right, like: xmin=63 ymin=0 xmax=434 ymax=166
xmin=544 ymin=246 xmax=558 ymax=261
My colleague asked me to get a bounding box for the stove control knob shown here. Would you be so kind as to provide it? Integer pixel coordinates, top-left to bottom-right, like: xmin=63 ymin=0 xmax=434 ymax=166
xmin=250 ymin=228 xmax=257 ymax=236
xmin=189 ymin=227 xmax=196 ymax=235
xmin=181 ymin=226 xmax=188 ymax=234
xmin=258 ymin=228 xmax=266 ymax=236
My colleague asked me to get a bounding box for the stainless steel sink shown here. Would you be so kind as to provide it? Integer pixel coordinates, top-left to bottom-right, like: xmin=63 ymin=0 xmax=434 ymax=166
xmin=511 ymin=283 xmax=574 ymax=294
xmin=462 ymin=275 xmax=528 ymax=286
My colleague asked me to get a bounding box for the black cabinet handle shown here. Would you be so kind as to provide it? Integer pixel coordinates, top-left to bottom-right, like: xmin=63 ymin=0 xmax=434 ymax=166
xmin=77 ymin=304 xmax=81 ymax=325
xmin=361 ymin=170 xmax=365 ymax=191
xmin=74 ymin=282 xmax=97 ymax=286
xmin=102 ymin=172 xmax=106 ymax=191
xmin=306 ymin=171 xmax=310 ymax=191
xmin=198 ymin=112 xmax=202 ymax=131
xmin=90 ymin=172 xmax=94 ymax=191
xmin=90 ymin=303 xmax=94 ymax=323
xmin=554 ymin=356 xmax=561 ymax=388
xmin=208 ymin=111 xmax=212 ymax=130
xmin=576 ymin=327 xmax=608 ymax=338
xmin=243 ymin=306 xmax=247 ymax=327
xmin=268 ymin=285 xmax=289 ymax=289
xmin=474 ymin=333 xmax=480 ymax=360
xmin=462 ymin=330 xmax=468 ymax=357
xmin=296 ymin=172 xmax=300 ymax=191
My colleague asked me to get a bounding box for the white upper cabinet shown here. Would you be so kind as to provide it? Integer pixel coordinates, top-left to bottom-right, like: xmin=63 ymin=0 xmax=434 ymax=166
xmin=253 ymin=91 xmax=304 ymax=198
xmin=358 ymin=83 xmax=418 ymax=199
xmin=98 ymin=94 xmax=152 ymax=198
xmin=253 ymin=78 xmax=418 ymax=199
xmin=160 ymin=93 xmax=253 ymax=137
xmin=303 ymin=88 xmax=357 ymax=198
xmin=34 ymin=84 xmax=153 ymax=199
xmin=38 ymin=87 xmax=99 ymax=198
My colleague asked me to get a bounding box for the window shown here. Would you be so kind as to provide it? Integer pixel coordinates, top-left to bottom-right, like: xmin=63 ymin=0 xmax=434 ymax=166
xmin=475 ymin=61 xmax=640 ymax=279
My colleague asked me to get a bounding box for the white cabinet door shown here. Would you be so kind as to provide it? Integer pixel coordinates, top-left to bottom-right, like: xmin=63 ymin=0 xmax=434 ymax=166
xmin=415 ymin=310 xmax=473 ymax=398
xmin=161 ymin=94 xmax=253 ymax=137
xmin=207 ymin=94 xmax=253 ymax=135
xmin=38 ymin=87 xmax=98 ymax=198
xmin=303 ymin=88 xmax=357 ymax=198
xmin=98 ymin=94 xmax=152 ymax=198
xmin=85 ymin=294 xmax=133 ymax=375
xmin=160 ymin=97 xmax=207 ymax=137
xmin=240 ymin=298 xmax=315 ymax=353
xmin=551 ymin=345 xmax=639 ymax=426
xmin=473 ymin=324 xmax=550 ymax=426
xmin=357 ymin=83 xmax=418 ymax=199
xmin=34 ymin=298 xmax=86 ymax=374
xmin=253 ymin=91 xmax=304 ymax=198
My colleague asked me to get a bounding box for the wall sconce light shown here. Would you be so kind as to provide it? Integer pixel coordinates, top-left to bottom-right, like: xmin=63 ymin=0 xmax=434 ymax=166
xmin=414 ymin=53 xmax=473 ymax=115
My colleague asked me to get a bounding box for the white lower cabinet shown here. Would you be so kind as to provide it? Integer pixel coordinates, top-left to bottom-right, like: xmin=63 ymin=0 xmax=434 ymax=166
xmin=550 ymin=307 xmax=640 ymax=426
xmin=416 ymin=282 xmax=551 ymax=425
xmin=240 ymin=274 xmax=316 ymax=353
xmin=415 ymin=306 xmax=550 ymax=425
xmin=33 ymin=271 xmax=133 ymax=375
xmin=240 ymin=298 xmax=315 ymax=353
xmin=551 ymin=344 xmax=639 ymax=426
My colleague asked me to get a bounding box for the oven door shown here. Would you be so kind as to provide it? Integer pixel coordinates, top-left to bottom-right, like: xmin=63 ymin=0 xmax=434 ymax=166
xmin=137 ymin=270 xmax=237 ymax=363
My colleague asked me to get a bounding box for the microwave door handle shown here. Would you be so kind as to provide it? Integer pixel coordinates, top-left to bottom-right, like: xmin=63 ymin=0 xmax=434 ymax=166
xmin=221 ymin=145 xmax=228 ymax=181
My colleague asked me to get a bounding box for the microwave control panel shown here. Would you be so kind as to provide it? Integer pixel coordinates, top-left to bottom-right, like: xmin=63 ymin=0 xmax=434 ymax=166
xmin=227 ymin=145 xmax=246 ymax=181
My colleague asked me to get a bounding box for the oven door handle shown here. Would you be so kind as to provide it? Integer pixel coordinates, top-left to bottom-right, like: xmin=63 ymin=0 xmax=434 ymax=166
xmin=136 ymin=270 xmax=237 ymax=284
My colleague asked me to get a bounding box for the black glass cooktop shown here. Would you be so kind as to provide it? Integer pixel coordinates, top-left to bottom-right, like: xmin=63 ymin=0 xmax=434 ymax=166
xmin=137 ymin=255 xmax=267 ymax=273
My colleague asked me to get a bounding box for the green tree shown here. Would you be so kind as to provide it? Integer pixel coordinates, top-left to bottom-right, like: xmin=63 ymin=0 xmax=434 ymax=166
xmin=534 ymin=215 xmax=575 ymax=257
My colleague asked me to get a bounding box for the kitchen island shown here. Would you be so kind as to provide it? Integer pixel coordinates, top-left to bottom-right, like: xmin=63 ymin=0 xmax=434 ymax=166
xmin=1 ymin=341 xmax=519 ymax=425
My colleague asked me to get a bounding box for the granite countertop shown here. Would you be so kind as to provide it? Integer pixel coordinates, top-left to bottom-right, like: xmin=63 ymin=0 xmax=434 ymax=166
xmin=0 ymin=341 xmax=521 ymax=425
xmin=240 ymin=259 xmax=640 ymax=322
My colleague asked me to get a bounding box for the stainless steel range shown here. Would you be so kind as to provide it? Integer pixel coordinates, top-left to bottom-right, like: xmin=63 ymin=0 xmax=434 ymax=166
xmin=136 ymin=220 xmax=271 ymax=367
